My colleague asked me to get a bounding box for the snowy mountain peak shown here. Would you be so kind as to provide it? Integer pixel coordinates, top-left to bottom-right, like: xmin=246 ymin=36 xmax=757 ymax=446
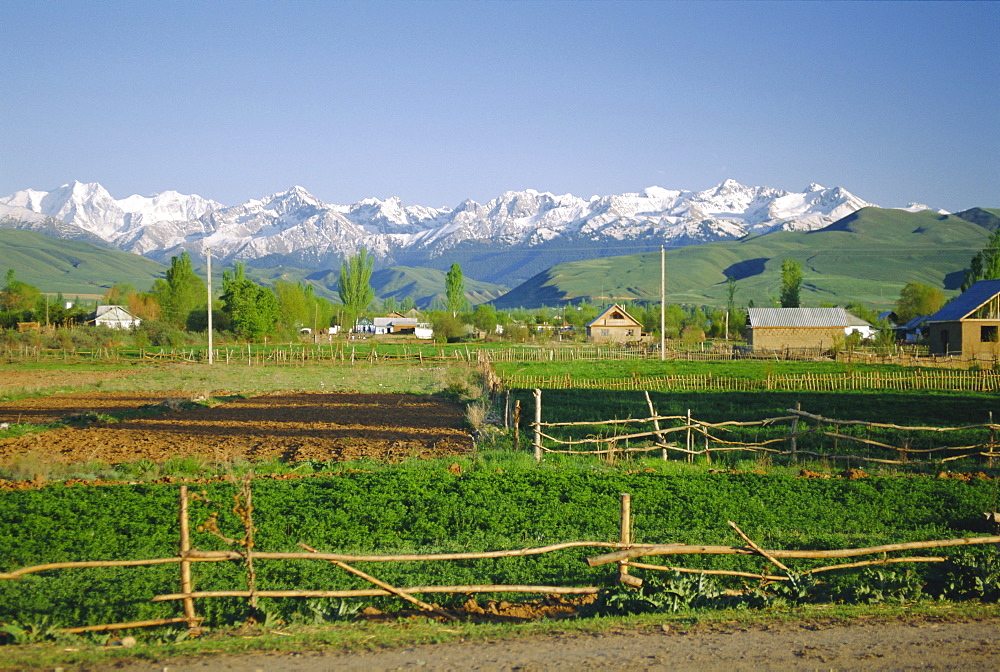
xmin=2 ymin=179 xmax=889 ymax=277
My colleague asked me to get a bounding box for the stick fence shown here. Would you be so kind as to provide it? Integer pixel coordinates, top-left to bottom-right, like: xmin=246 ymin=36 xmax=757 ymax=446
xmin=2 ymin=486 xmax=999 ymax=635
xmin=4 ymin=341 xmax=990 ymax=370
xmin=503 ymin=369 xmax=1000 ymax=393
xmin=526 ymin=389 xmax=1000 ymax=465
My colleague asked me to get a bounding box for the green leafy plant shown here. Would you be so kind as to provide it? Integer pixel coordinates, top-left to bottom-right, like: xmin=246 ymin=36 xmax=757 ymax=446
xmin=931 ymin=551 xmax=1000 ymax=602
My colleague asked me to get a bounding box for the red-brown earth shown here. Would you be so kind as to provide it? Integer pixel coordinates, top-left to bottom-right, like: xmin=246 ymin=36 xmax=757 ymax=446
xmin=0 ymin=391 xmax=473 ymax=469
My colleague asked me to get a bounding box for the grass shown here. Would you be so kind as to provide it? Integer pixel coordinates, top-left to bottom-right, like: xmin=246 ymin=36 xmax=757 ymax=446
xmin=1 ymin=601 xmax=997 ymax=670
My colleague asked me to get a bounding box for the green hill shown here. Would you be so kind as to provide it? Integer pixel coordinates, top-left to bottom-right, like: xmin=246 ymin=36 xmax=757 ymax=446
xmin=0 ymin=229 xmax=507 ymax=309
xmin=0 ymin=228 xmax=167 ymax=296
xmin=954 ymin=207 xmax=1000 ymax=231
xmin=493 ymin=207 xmax=993 ymax=310
xmin=305 ymin=265 xmax=507 ymax=308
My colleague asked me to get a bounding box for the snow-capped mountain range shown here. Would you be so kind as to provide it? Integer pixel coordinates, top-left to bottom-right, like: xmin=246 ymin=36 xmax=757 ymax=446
xmin=1 ymin=179 xmax=894 ymax=283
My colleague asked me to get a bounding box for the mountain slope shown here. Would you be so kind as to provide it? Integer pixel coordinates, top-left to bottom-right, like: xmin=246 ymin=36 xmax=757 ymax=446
xmin=1 ymin=180 xmax=877 ymax=286
xmin=0 ymin=229 xmax=167 ymax=296
xmin=303 ymin=266 xmax=507 ymax=309
xmin=492 ymin=208 xmax=991 ymax=310
xmin=953 ymin=207 xmax=1000 ymax=231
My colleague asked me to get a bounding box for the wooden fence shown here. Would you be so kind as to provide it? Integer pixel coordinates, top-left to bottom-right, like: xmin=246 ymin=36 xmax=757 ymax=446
xmin=1 ymin=343 xmax=481 ymax=366
xmin=503 ymin=369 xmax=1000 ymax=393
xmin=2 ymin=483 xmax=999 ymax=635
xmin=527 ymin=389 xmax=1000 ymax=466
xmin=7 ymin=341 xmax=977 ymax=369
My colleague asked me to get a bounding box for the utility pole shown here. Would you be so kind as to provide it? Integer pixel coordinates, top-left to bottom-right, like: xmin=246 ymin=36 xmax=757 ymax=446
xmin=660 ymin=245 xmax=665 ymax=361
xmin=206 ymin=248 xmax=213 ymax=365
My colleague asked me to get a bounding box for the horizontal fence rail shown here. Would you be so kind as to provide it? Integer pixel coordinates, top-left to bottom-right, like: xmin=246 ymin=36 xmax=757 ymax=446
xmin=527 ymin=389 xmax=1000 ymax=466
xmin=6 ymin=341 xmax=984 ymax=369
xmin=3 ymin=484 xmax=999 ymax=635
xmin=503 ymin=370 xmax=1000 ymax=393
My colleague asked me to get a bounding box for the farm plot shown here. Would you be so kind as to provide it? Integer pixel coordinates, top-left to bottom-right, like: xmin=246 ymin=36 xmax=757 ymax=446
xmin=0 ymin=392 xmax=473 ymax=466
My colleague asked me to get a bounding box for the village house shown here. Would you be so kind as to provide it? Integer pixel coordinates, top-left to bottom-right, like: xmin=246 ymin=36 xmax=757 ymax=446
xmin=89 ymin=305 xmax=141 ymax=330
xmin=586 ymin=304 xmax=645 ymax=344
xmin=925 ymin=279 xmax=1000 ymax=357
xmin=354 ymin=311 xmax=433 ymax=339
xmin=746 ymin=307 xmax=872 ymax=353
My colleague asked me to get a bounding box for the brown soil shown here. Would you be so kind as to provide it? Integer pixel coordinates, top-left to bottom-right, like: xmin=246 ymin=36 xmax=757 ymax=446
xmin=0 ymin=391 xmax=473 ymax=468
xmin=111 ymin=615 xmax=1000 ymax=671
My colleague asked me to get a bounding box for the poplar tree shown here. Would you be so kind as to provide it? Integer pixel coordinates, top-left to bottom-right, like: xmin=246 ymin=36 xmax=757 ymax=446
xmin=779 ymin=258 xmax=803 ymax=308
xmin=338 ymin=248 xmax=375 ymax=326
xmin=151 ymin=252 xmax=206 ymax=329
xmin=962 ymin=229 xmax=1000 ymax=291
xmin=445 ymin=262 xmax=466 ymax=316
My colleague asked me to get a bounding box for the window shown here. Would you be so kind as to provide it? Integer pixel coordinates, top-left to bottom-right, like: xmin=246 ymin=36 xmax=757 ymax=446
xmin=600 ymin=329 xmax=609 ymax=337
xmin=626 ymin=329 xmax=634 ymax=337
xmin=982 ymin=326 xmax=998 ymax=343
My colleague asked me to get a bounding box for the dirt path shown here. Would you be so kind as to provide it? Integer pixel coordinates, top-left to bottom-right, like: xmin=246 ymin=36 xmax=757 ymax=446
xmin=113 ymin=618 xmax=1000 ymax=671
xmin=0 ymin=391 xmax=473 ymax=466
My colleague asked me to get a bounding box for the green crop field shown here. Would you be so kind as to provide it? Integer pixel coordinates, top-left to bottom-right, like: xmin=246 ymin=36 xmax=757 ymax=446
xmin=1 ymin=355 xmax=998 ymax=647
xmin=1 ymin=468 xmax=997 ymax=631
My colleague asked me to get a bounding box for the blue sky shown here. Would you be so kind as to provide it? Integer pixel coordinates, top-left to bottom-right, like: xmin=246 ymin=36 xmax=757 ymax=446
xmin=3 ymin=1 xmax=997 ymax=211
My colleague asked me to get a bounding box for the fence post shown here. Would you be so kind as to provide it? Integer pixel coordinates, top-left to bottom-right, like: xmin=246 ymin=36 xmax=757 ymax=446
xmin=990 ymin=411 xmax=995 ymax=469
xmin=514 ymin=400 xmax=521 ymax=448
xmin=618 ymin=493 xmax=635 ymax=584
xmin=686 ymin=408 xmax=693 ymax=463
xmin=644 ymin=391 xmax=667 ymax=461
xmin=178 ymin=486 xmax=198 ymax=631
xmin=790 ymin=401 xmax=800 ymax=462
xmin=533 ymin=389 xmax=542 ymax=463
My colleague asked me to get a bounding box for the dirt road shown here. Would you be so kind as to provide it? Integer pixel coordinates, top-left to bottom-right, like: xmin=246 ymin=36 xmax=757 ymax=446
xmin=113 ymin=617 xmax=1000 ymax=670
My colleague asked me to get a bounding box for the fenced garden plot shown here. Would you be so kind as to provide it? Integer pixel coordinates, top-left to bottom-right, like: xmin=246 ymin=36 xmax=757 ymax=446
xmin=2 ymin=342 xmax=485 ymax=366
xmin=503 ymin=388 xmax=1000 ymax=469
xmin=501 ymin=369 xmax=1000 ymax=393
xmin=2 ymin=479 xmax=999 ymax=637
xmin=4 ymin=339 xmax=981 ymax=370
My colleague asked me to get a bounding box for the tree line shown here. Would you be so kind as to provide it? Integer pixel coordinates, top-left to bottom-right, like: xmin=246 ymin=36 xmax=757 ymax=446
xmin=3 ymin=232 xmax=998 ymax=347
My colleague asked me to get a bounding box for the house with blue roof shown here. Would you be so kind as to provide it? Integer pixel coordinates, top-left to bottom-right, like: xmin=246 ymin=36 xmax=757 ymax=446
xmin=926 ymin=280 xmax=1000 ymax=356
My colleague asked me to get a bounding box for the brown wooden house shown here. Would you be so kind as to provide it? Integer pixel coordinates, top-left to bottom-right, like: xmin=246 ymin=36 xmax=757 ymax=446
xmin=586 ymin=304 xmax=644 ymax=344
xmin=926 ymin=280 xmax=1000 ymax=357
xmin=746 ymin=307 xmax=872 ymax=352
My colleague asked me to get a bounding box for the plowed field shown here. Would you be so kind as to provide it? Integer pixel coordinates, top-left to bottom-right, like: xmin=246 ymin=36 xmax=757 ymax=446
xmin=0 ymin=392 xmax=473 ymax=465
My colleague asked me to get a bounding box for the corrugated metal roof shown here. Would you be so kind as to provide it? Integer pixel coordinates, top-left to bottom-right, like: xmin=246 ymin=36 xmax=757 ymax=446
xmin=927 ymin=279 xmax=1000 ymax=322
xmin=92 ymin=305 xmax=137 ymax=321
xmin=373 ymin=317 xmax=419 ymax=327
xmin=747 ymin=307 xmax=870 ymax=328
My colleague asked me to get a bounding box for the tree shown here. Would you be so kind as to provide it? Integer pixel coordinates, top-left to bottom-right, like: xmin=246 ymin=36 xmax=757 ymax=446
xmin=471 ymin=303 xmax=498 ymax=336
xmin=221 ymin=262 xmax=279 ymax=341
xmin=102 ymin=282 xmax=137 ymax=306
xmin=428 ymin=310 xmax=465 ymax=343
xmin=274 ymin=279 xmax=334 ymax=335
xmin=779 ymin=258 xmax=803 ymax=308
xmin=445 ymin=262 xmax=466 ymax=317
xmin=338 ymin=248 xmax=375 ymax=326
xmin=726 ymin=275 xmax=738 ymax=315
xmin=896 ymin=282 xmax=946 ymax=323
xmin=0 ymin=269 xmax=41 ymax=313
xmin=151 ymin=252 xmax=206 ymax=329
xmin=962 ymin=229 xmax=1000 ymax=291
